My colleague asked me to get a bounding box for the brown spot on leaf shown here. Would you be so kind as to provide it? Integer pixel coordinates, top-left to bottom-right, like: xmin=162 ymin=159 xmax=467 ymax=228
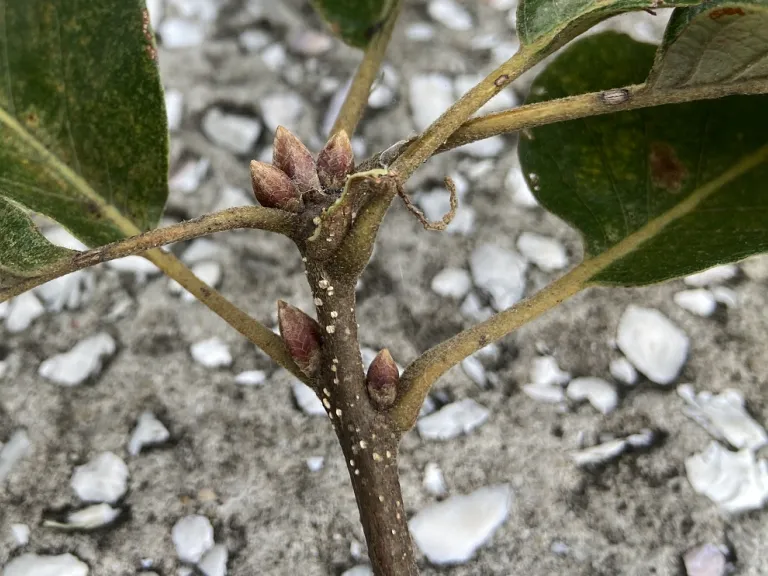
xmin=709 ymin=7 xmax=745 ymax=19
xmin=649 ymin=142 xmax=687 ymax=192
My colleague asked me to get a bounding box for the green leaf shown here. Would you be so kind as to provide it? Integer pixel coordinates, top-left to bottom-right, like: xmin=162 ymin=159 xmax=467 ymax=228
xmin=648 ymin=0 xmax=768 ymax=89
xmin=0 ymin=0 xmax=168 ymax=252
xmin=516 ymin=0 xmax=701 ymax=51
xmin=0 ymin=198 xmax=74 ymax=292
xmin=311 ymin=0 xmax=396 ymax=48
xmin=519 ymin=32 xmax=768 ymax=286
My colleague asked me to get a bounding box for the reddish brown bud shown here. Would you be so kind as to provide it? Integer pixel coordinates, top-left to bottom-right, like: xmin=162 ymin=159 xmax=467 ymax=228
xmin=277 ymin=300 xmax=323 ymax=378
xmin=249 ymin=161 xmax=302 ymax=212
xmin=366 ymin=349 xmax=399 ymax=410
xmin=316 ymin=130 xmax=354 ymax=190
xmin=273 ymin=126 xmax=321 ymax=195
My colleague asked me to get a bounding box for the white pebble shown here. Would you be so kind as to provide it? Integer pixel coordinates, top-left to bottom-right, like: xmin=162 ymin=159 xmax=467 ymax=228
xmin=306 ymin=456 xmax=325 ymax=472
xmin=10 ymin=523 xmax=29 ymax=547
xmin=505 ymin=159 xmax=538 ymax=208
xmin=239 ymin=30 xmax=271 ymax=52
xmin=190 ymin=337 xmax=232 ymax=369
xmin=461 ymin=357 xmax=487 ymax=388
xmin=457 ymin=137 xmax=505 ymax=159
xmin=234 ymin=370 xmax=267 ymax=386
xmin=165 ymin=89 xmax=184 ymax=132
xmin=170 ymin=158 xmax=210 ymax=194
xmin=71 ymin=452 xmax=128 ymax=504
xmin=2 ymin=554 xmax=88 ymax=576
xmin=617 ymin=305 xmax=689 ymax=385
xmin=678 ymin=385 xmax=767 ymax=451
xmin=609 ymin=357 xmax=638 ymax=385
xmin=44 ymin=503 xmax=121 ymax=530
xmin=470 ymin=244 xmax=528 ymax=310
xmin=128 ymin=412 xmax=170 ymax=456
xmin=287 ymin=29 xmax=333 ymax=56
xmin=172 ymin=515 xmax=215 ymax=564
xmin=35 ymin=270 xmax=94 ymax=313
xmin=417 ymin=399 xmax=490 ymax=441
xmin=5 ymin=292 xmax=45 ymax=334
xmin=159 ymin=19 xmax=206 ymax=49
xmin=423 ymin=462 xmax=447 ymax=496
xmin=182 ymin=239 xmax=222 ymax=264
xmin=198 ymin=544 xmax=228 ymax=576
xmin=341 ymin=567 xmax=373 ymax=576
xmin=742 ymin=254 xmax=768 ymax=281
xmin=571 ymin=439 xmax=627 ymax=467
xmin=522 ymin=384 xmax=565 ymax=403
xmin=567 ymin=377 xmax=619 ymax=415
xmin=106 ymin=256 xmax=161 ymax=282
xmin=428 ymin=0 xmax=473 ymax=31
xmin=683 ymin=543 xmax=727 ymax=576
xmin=431 ymin=268 xmax=472 ymax=299
xmin=686 ymin=441 xmax=768 ymax=515
xmin=409 ymin=485 xmax=512 ymax=564
xmin=712 ymin=286 xmax=738 ymax=308
xmin=674 ymin=289 xmax=717 ymax=317
xmin=0 ymin=430 xmax=31 ymax=484
xmin=201 ymin=108 xmax=262 ymax=155
xmin=516 ymin=232 xmax=568 ymax=272
xmin=409 ymin=74 xmax=454 ymax=132
xmin=530 ymin=356 xmax=570 ymax=387
xmin=459 ymin=292 xmax=493 ymax=322
xmin=38 ymin=332 xmax=116 ymax=387
xmin=260 ymin=43 xmax=287 ymax=71
xmin=684 ymin=264 xmax=738 ymax=287
xmin=405 ymin=22 xmax=435 ymax=41
xmin=260 ymin=92 xmax=305 ymax=133
xmin=293 ymin=381 xmax=326 ymax=416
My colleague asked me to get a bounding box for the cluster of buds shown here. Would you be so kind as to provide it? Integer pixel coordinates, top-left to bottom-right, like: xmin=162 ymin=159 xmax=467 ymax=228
xmin=250 ymin=127 xmax=355 ymax=213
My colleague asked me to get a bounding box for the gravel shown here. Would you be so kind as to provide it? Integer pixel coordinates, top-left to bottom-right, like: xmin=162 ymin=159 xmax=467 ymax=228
xmin=70 ymin=452 xmax=129 ymax=504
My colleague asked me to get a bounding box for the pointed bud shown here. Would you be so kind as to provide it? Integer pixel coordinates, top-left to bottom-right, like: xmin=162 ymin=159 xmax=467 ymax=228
xmin=366 ymin=349 xmax=399 ymax=410
xmin=249 ymin=161 xmax=302 ymax=212
xmin=317 ymin=130 xmax=354 ymax=190
xmin=278 ymin=300 xmax=323 ymax=378
xmin=273 ymin=126 xmax=321 ymax=195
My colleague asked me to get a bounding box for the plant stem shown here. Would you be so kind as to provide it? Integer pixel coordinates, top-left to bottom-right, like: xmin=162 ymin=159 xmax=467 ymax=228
xmin=390 ymin=46 xmax=542 ymax=181
xmin=146 ymin=248 xmax=306 ymax=382
xmin=391 ymin=142 xmax=768 ymax=431
xmin=329 ymin=0 xmax=403 ymax=139
xmin=304 ymin=264 xmax=417 ymax=575
xmin=439 ymin=78 xmax=768 ymax=153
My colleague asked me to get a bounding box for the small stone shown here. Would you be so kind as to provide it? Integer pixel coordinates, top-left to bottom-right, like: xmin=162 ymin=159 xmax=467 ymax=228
xmin=128 ymin=412 xmax=170 ymax=456
xmin=409 ymin=74 xmax=454 ymax=132
xmin=417 ymin=399 xmax=490 ymax=441
xmin=287 ymin=29 xmax=333 ymax=56
xmin=530 ymin=356 xmax=571 ymax=387
xmin=685 ymin=441 xmax=768 ymax=515
xmin=505 ymin=160 xmax=538 ymax=207
xmin=405 ymin=22 xmax=435 ymax=41
xmin=10 ymin=524 xmax=29 ymax=547
xmin=306 ymin=456 xmax=324 ymax=472
xmin=165 ymin=89 xmax=184 ymax=132
xmin=712 ymin=286 xmax=738 ymax=308
xmin=260 ymin=92 xmax=305 ymax=133
xmin=409 ymin=485 xmax=512 ymax=564
xmin=567 ymin=377 xmax=619 ymax=415
xmin=428 ymin=0 xmax=473 ymax=31
xmin=431 ymin=268 xmax=472 ymax=299
xmin=38 ymin=332 xmax=116 ymax=387
xmin=159 ymin=18 xmax=206 ymax=49
xmin=683 ymin=543 xmax=727 ymax=576
xmin=609 ymin=357 xmax=638 ymax=385
xmin=234 ymin=370 xmax=267 ymax=386
xmin=170 ymin=158 xmax=210 ymax=194
xmin=239 ymin=30 xmax=271 ymax=52
xmin=678 ymin=385 xmax=768 ymax=451
xmin=293 ymin=381 xmax=326 ymax=416
xmin=674 ymin=289 xmax=717 ymax=317
xmin=617 ymin=305 xmax=689 ymax=385
xmin=71 ymin=452 xmax=129 ymax=504
xmin=571 ymin=439 xmax=628 ymax=467
xmin=522 ymin=384 xmax=565 ymax=403
xmin=182 ymin=239 xmax=222 ymax=264
xmin=2 ymin=554 xmax=89 ymax=576
xmin=461 ymin=357 xmax=487 ymax=388
xmin=470 ymin=244 xmax=528 ymax=310
xmin=198 ymin=544 xmax=228 ymax=576
xmin=341 ymin=567 xmax=373 ymax=576
xmin=368 ymin=64 xmax=399 ymax=109
xmin=190 ymin=337 xmax=232 ymax=369
xmin=516 ymin=232 xmax=568 ymax=272
xmin=684 ymin=264 xmax=738 ymax=287
xmin=146 ymin=0 xmax=164 ymax=28
xmin=260 ymin=43 xmax=287 ymax=71
xmin=169 ymin=261 xmax=222 ymax=302
xmin=45 ymin=503 xmax=121 ymax=530
xmin=742 ymin=254 xmax=768 ymax=281
xmin=458 ymin=137 xmax=505 ymax=158
xmin=460 ymin=292 xmax=494 ymax=322
xmin=423 ymin=462 xmax=447 ymax=496
xmin=5 ymin=292 xmax=45 ymax=334
xmin=172 ymin=515 xmax=215 ymax=564
xmin=106 ymin=256 xmax=161 ymax=282
xmin=202 ymin=108 xmax=262 ymax=154
xmin=0 ymin=430 xmax=31 ymax=484
xmin=35 ymin=270 xmax=94 ymax=313
xmin=551 ymin=541 xmax=570 ymax=556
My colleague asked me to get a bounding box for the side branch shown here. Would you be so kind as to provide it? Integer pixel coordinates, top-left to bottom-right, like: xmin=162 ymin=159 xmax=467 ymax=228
xmin=0 ymin=206 xmax=298 ymax=301
xmin=329 ymin=0 xmax=402 ymax=138
xmin=439 ymin=79 xmax=768 ymax=153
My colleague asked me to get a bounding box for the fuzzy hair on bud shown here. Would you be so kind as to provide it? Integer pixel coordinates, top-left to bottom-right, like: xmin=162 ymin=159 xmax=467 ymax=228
xmin=273 ymin=126 xmax=321 ymax=195
xmin=277 ymin=300 xmax=323 ymax=378
xmin=249 ymin=161 xmax=302 ymax=212
xmin=316 ymin=130 xmax=354 ymax=190
xmin=366 ymin=349 xmax=399 ymax=410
